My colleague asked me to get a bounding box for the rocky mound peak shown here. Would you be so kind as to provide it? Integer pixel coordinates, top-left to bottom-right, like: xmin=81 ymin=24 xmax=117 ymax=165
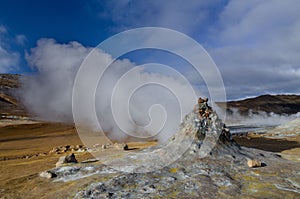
xmin=93 ymin=98 xmax=240 ymax=173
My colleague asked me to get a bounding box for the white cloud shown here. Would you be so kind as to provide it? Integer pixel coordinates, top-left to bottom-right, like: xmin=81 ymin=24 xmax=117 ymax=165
xmin=92 ymin=0 xmax=300 ymax=99
xmin=15 ymin=34 xmax=26 ymax=45
xmin=0 ymin=25 xmax=7 ymax=34
xmin=94 ymin=0 xmax=222 ymax=35
xmin=0 ymin=25 xmax=22 ymax=73
xmin=208 ymin=0 xmax=300 ymax=99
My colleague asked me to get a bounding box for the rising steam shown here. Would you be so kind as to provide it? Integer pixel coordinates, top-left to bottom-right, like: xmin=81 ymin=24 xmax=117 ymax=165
xmin=224 ymin=108 xmax=300 ymax=127
xmin=19 ymin=38 xmax=198 ymax=143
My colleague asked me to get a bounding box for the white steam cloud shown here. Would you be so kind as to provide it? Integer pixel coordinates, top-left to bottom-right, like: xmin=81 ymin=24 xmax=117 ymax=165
xmin=224 ymin=108 xmax=300 ymax=127
xmin=20 ymin=38 xmax=197 ymax=143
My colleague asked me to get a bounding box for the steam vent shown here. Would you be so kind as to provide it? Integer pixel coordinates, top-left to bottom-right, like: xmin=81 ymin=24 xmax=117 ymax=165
xmin=45 ymin=98 xmax=299 ymax=198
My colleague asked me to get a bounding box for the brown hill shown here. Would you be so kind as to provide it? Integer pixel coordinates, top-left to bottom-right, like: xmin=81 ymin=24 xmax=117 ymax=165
xmin=0 ymin=74 xmax=27 ymax=117
xmin=217 ymin=94 xmax=300 ymax=115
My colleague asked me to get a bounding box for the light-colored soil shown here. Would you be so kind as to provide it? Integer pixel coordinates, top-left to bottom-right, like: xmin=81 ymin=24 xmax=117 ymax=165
xmin=0 ymin=122 xmax=156 ymax=197
xmin=0 ymin=121 xmax=299 ymax=198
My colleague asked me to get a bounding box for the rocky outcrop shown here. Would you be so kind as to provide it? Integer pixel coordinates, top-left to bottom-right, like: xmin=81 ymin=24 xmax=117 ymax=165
xmin=42 ymin=98 xmax=300 ymax=198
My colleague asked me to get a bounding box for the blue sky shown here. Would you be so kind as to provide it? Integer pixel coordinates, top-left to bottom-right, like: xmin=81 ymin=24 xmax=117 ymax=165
xmin=0 ymin=0 xmax=300 ymax=99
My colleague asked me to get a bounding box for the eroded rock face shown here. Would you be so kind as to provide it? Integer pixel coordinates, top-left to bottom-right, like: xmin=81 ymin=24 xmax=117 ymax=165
xmin=46 ymin=99 xmax=300 ymax=198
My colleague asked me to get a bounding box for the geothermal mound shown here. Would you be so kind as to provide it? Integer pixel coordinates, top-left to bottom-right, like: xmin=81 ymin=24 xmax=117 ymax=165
xmin=46 ymin=98 xmax=300 ymax=198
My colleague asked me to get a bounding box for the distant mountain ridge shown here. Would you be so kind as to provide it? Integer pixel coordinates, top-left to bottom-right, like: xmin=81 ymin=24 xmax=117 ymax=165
xmin=217 ymin=94 xmax=300 ymax=115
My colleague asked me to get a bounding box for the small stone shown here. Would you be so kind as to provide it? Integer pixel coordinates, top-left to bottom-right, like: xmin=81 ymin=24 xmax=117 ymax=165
xmin=49 ymin=147 xmax=59 ymax=154
xmin=55 ymin=153 xmax=78 ymax=167
xmin=247 ymin=159 xmax=262 ymax=168
xmin=114 ymin=143 xmax=129 ymax=150
xmin=65 ymin=153 xmax=78 ymax=163
xmin=39 ymin=171 xmax=57 ymax=179
xmin=77 ymin=148 xmax=85 ymax=152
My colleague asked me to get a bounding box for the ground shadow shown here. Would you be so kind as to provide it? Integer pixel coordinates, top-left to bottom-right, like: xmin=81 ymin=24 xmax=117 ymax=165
xmin=233 ymin=137 xmax=300 ymax=152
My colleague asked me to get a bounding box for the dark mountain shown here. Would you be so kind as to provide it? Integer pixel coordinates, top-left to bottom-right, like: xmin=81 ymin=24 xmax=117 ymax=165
xmin=217 ymin=94 xmax=300 ymax=115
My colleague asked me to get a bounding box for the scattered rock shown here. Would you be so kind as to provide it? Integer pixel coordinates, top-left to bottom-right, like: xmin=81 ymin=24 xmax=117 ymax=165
xmin=247 ymin=159 xmax=262 ymax=168
xmin=49 ymin=145 xmax=87 ymax=154
xmin=101 ymin=144 xmax=108 ymax=149
xmin=39 ymin=171 xmax=57 ymax=179
xmin=99 ymin=143 xmax=128 ymax=150
xmin=114 ymin=143 xmax=129 ymax=150
xmin=93 ymin=144 xmax=101 ymax=148
xmin=50 ymin=142 xmax=128 ymax=154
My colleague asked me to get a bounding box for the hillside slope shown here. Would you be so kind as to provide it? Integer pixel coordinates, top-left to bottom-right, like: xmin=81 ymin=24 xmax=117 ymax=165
xmin=217 ymin=94 xmax=300 ymax=115
xmin=0 ymin=74 xmax=27 ymax=117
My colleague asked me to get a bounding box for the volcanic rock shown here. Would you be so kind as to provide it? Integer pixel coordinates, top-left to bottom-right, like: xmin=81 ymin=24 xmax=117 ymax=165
xmin=56 ymin=153 xmax=78 ymax=167
xmin=44 ymin=98 xmax=300 ymax=198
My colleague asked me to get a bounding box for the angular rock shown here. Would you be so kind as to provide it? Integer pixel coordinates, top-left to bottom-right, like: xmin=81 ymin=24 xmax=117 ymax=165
xmin=55 ymin=153 xmax=78 ymax=167
xmin=65 ymin=153 xmax=78 ymax=163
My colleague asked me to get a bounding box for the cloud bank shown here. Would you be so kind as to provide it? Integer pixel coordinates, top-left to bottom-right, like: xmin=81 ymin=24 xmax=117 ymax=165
xmin=210 ymin=0 xmax=300 ymax=99
xmin=92 ymin=0 xmax=300 ymax=100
